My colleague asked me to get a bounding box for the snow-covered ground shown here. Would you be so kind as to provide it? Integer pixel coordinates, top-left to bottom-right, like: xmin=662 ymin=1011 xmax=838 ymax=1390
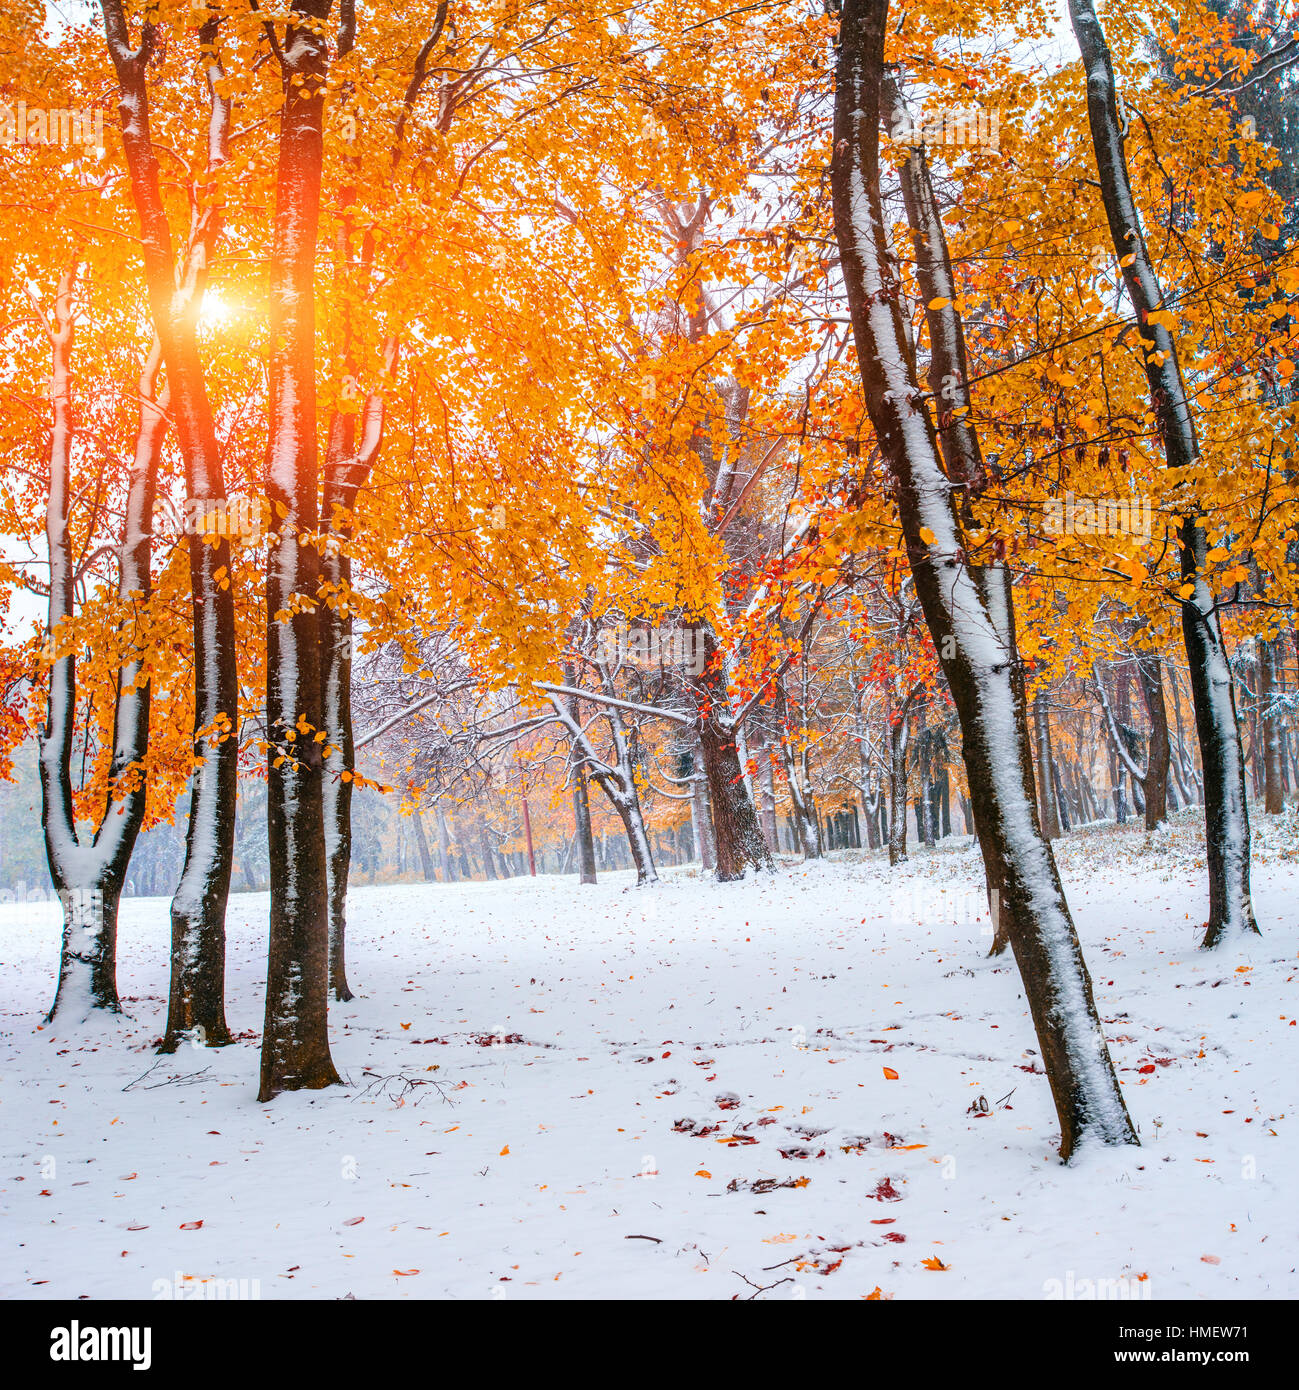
xmin=2 ymin=810 xmax=1296 ymax=1301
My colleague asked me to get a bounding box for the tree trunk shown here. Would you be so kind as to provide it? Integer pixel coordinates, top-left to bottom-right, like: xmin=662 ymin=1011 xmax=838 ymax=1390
xmin=834 ymin=0 xmax=1136 ymax=1156
xmin=434 ymin=804 xmax=454 ymax=882
xmin=258 ymin=9 xmax=341 ymax=1099
xmin=321 ymin=362 xmax=392 ymax=1002
xmin=1033 ymin=690 xmax=1061 ymax=840
xmin=758 ymin=744 xmax=780 ymax=853
xmin=478 ymin=825 xmax=498 ymax=879
xmin=1136 ymin=652 xmax=1171 ymax=830
xmin=39 ymin=270 xmax=162 ymax=1025
xmin=572 ymin=761 xmax=597 ymax=884
xmin=690 ymin=751 xmax=716 ymax=871
xmin=887 ymin=707 xmax=909 ymax=866
xmin=102 ymin=6 xmax=239 ymax=1051
xmin=411 ymin=809 xmax=435 ymax=882
xmin=1069 ymin=0 xmax=1257 ymax=948
xmin=1258 ymin=637 xmax=1284 ymax=815
xmin=690 ymin=624 xmax=772 ymax=880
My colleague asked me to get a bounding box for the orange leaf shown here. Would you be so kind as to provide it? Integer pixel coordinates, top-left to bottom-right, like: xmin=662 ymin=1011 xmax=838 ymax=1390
xmin=922 ymin=1256 xmax=949 ymax=1270
xmin=882 ymin=1067 xmax=899 ymax=1080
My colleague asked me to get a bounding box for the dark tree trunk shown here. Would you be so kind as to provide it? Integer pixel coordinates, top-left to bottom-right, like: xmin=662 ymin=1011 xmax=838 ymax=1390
xmin=478 ymin=825 xmax=498 ymax=880
xmin=1052 ymin=761 xmax=1071 ymax=835
xmin=1258 ymin=638 xmax=1284 ymax=815
xmin=1136 ymin=652 xmax=1171 ymax=830
xmin=887 ymin=706 xmax=909 ymax=866
xmin=258 ymin=5 xmax=341 ymax=1100
xmin=833 ymin=0 xmax=1136 ymax=1157
xmin=411 ymin=810 xmax=435 ymax=882
xmin=1069 ymin=0 xmax=1257 ymax=948
xmin=434 ymin=805 xmax=454 ymax=882
xmin=1033 ymin=690 xmax=1061 ymax=839
xmin=572 ymin=760 xmax=597 ymax=884
xmin=690 ymin=624 xmax=772 ymax=880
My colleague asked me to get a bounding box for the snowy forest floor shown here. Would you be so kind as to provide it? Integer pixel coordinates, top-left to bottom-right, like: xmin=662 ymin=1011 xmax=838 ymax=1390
xmin=2 ymin=808 xmax=1296 ymax=1301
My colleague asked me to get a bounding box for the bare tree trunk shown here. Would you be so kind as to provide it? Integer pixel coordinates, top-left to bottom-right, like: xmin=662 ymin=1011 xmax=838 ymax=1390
xmin=1069 ymin=0 xmax=1257 ymax=948
xmin=834 ymin=0 xmax=1136 ymax=1156
xmin=549 ymin=689 xmax=658 ymax=883
xmin=1033 ymin=690 xmax=1061 ymax=840
xmin=779 ymin=731 xmax=822 ymax=859
xmin=1258 ymin=638 xmax=1284 ymax=815
xmin=690 ymin=624 xmax=772 ymax=880
xmin=434 ymin=805 xmax=454 ymax=883
xmin=258 ymin=5 xmax=341 ymax=1099
xmin=758 ymin=743 xmax=780 ymax=853
xmin=1136 ymin=652 xmax=1171 ymax=830
xmin=572 ymin=761 xmax=597 ymax=884
xmin=411 ymin=809 xmax=435 ymax=882
xmin=690 ymin=749 xmax=716 ymax=871
xmin=887 ymin=705 xmax=909 ymax=867
xmin=478 ymin=824 xmax=498 ymax=880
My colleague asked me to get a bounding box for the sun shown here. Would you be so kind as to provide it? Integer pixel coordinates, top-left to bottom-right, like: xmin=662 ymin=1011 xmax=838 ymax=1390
xmin=197 ymin=289 xmax=238 ymax=331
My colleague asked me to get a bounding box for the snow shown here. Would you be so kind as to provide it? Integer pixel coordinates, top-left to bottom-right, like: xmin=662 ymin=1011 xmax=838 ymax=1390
xmin=2 ymin=813 xmax=1296 ymax=1300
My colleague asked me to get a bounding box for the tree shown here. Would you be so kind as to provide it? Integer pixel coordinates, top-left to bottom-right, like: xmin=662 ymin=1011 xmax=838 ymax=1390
xmin=101 ymin=0 xmax=239 ymax=1049
xmin=1068 ymin=0 xmax=1260 ymax=947
xmin=831 ymin=0 xmax=1137 ymax=1157
xmin=257 ymin=0 xmax=343 ymax=1100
